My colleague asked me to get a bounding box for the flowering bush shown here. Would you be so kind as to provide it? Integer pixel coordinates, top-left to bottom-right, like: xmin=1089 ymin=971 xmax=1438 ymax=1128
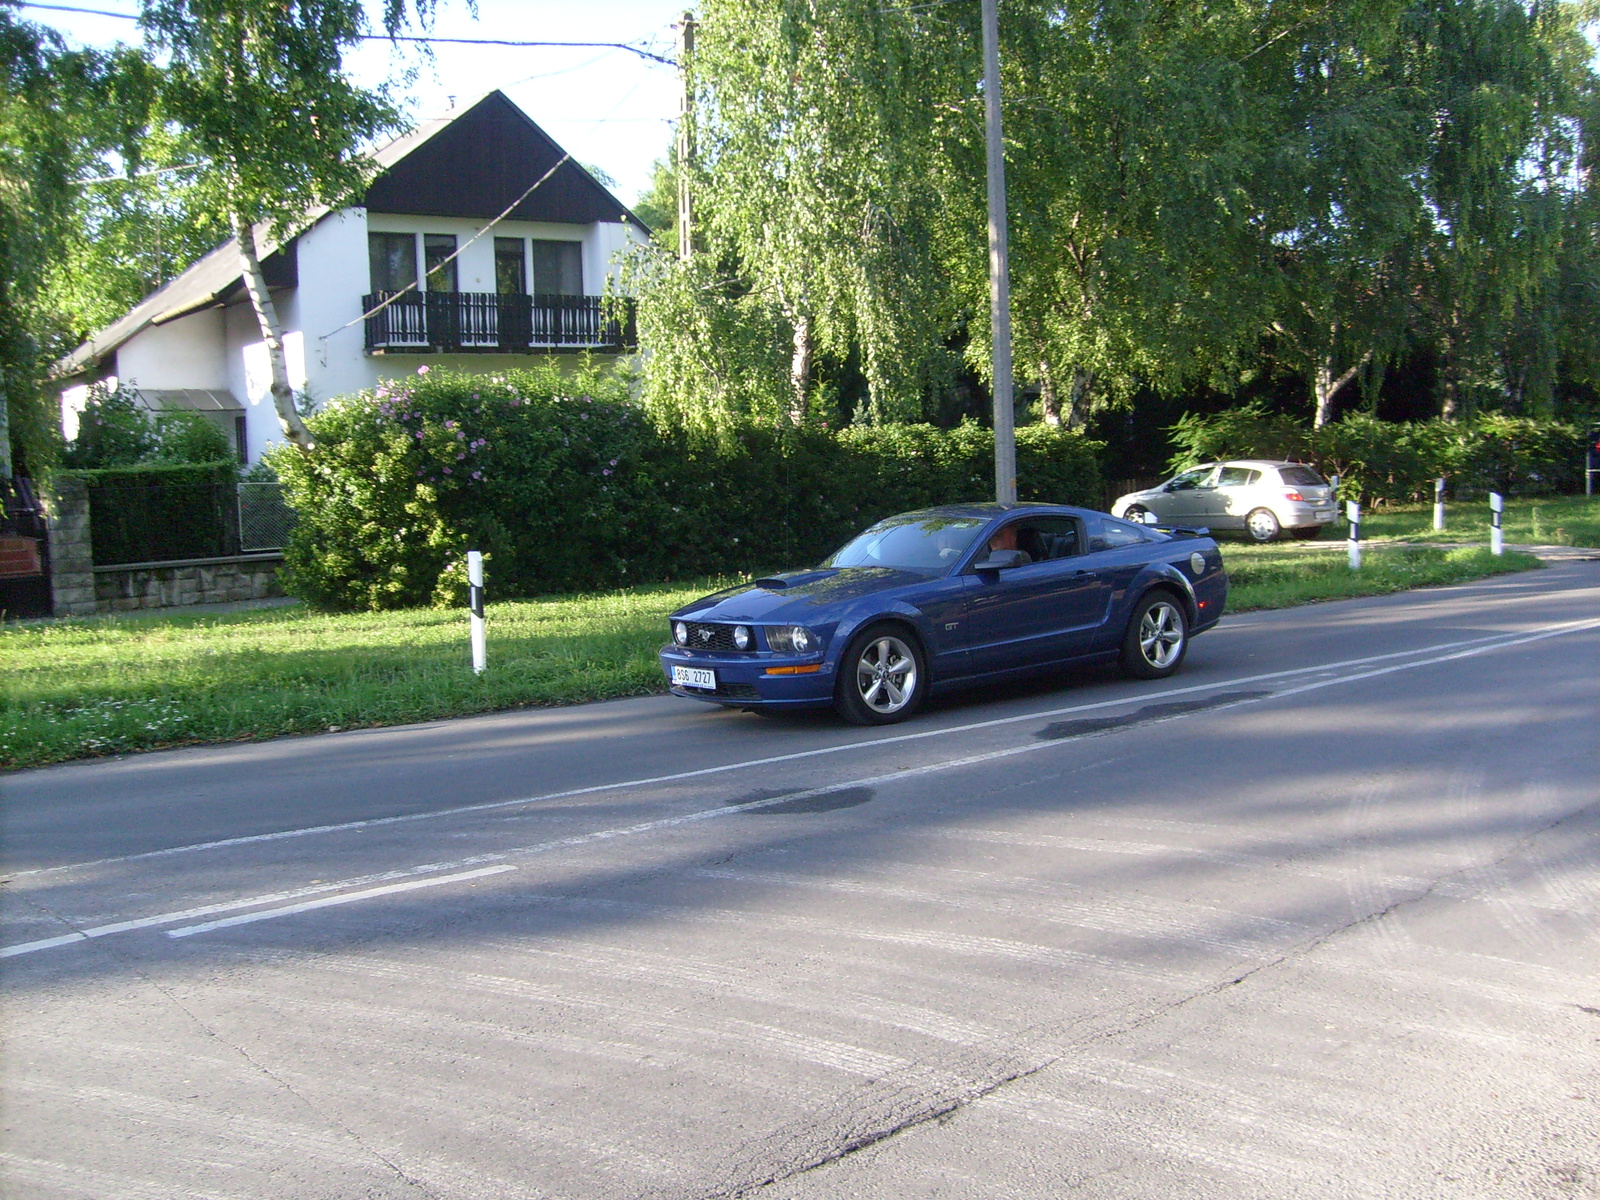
xmin=271 ymin=363 xmax=1102 ymax=610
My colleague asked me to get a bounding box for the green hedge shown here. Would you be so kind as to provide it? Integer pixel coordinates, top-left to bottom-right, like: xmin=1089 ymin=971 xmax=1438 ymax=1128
xmin=1166 ymin=406 xmax=1586 ymax=503
xmin=270 ymin=364 xmax=1102 ymax=611
xmin=65 ymin=461 xmax=240 ymax=566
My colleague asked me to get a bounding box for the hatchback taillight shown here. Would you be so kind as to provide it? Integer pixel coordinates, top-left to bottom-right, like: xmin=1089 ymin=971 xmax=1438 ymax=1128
xmin=1283 ymin=490 xmax=1304 ymax=502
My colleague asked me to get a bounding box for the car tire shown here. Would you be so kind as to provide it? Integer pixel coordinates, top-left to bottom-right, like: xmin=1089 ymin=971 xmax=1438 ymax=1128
xmin=835 ymin=624 xmax=927 ymax=726
xmin=1119 ymin=592 xmax=1189 ymax=680
xmin=1123 ymin=504 xmax=1151 ymax=524
xmin=1290 ymin=526 xmax=1322 ymax=540
xmin=1245 ymin=507 xmax=1282 ymax=543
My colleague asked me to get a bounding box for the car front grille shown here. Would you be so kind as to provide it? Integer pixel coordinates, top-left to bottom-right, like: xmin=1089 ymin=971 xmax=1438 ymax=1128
xmin=672 ymin=680 xmax=761 ymax=700
xmin=680 ymin=621 xmax=747 ymax=652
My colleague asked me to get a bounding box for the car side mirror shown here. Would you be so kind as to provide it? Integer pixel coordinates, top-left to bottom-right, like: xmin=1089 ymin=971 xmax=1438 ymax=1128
xmin=974 ymin=550 xmax=1027 ymax=572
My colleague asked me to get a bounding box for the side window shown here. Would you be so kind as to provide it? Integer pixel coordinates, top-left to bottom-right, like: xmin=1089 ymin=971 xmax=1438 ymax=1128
xmin=368 ymin=232 xmax=417 ymax=294
xmin=1092 ymin=517 xmax=1149 ymax=551
xmin=1015 ymin=517 xmax=1082 ymax=561
xmin=424 ymin=234 xmax=458 ymax=292
xmin=531 ymin=240 xmax=583 ymax=296
xmin=1216 ymin=466 xmax=1260 ymax=487
xmin=1167 ymin=466 xmax=1217 ymax=491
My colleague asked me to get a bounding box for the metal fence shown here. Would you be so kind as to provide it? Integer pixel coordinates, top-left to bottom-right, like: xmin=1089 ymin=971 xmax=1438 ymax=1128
xmin=363 ymin=292 xmax=637 ymax=354
xmin=85 ymin=478 xmax=296 ymax=565
xmin=238 ymin=482 xmax=296 ymax=552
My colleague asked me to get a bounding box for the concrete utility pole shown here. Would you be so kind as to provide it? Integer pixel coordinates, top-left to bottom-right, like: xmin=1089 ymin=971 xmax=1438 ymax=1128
xmin=981 ymin=0 xmax=1016 ymax=505
xmin=676 ymin=11 xmax=696 ymax=261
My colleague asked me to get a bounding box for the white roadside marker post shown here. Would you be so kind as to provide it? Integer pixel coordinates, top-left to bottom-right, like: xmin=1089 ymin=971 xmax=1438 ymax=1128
xmin=1347 ymin=500 xmax=1362 ymax=570
xmin=1489 ymin=492 xmax=1504 ymax=556
xmin=468 ymin=550 xmax=486 ymax=675
xmin=1433 ymin=477 xmax=1446 ymax=531
xmin=1330 ymin=474 xmax=1340 ymax=526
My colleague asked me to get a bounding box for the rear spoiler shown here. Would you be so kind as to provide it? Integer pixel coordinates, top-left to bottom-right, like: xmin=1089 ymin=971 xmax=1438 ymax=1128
xmin=1158 ymin=525 xmax=1210 ymax=539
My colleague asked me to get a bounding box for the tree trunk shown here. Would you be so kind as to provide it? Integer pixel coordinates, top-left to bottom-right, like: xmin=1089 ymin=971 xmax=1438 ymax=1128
xmin=1063 ymin=367 xmax=1094 ymax=430
xmin=1312 ymin=350 xmax=1371 ymax=428
xmin=789 ymin=310 xmax=812 ymax=426
xmin=233 ymin=211 xmax=313 ymax=450
xmin=0 ymin=386 xmax=12 ymax=482
xmin=1037 ymin=360 xmax=1060 ymax=426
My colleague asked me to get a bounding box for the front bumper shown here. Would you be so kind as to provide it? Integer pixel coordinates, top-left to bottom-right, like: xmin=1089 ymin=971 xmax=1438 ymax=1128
xmin=658 ymin=645 xmax=837 ymax=709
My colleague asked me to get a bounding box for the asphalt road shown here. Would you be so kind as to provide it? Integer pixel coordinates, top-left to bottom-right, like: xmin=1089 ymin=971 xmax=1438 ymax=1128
xmin=3 ymin=562 xmax=1598 ymax=1200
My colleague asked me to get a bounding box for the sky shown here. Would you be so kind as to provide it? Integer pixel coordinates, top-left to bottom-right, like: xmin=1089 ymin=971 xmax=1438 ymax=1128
xmin=19 ymin=0 xmax=688 ymax=205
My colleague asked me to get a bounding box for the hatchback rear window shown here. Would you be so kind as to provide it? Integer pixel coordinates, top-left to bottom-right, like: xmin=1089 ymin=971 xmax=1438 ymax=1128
xmin=1278 ymin=465 xmax=1326 ymax=486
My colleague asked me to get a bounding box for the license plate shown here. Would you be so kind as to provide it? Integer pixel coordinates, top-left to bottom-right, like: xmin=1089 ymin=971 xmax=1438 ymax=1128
xmin=1314 ymin=510 xmax=1334 ymax=522
xmin=672 ymin=665 xmax=716 ymax=690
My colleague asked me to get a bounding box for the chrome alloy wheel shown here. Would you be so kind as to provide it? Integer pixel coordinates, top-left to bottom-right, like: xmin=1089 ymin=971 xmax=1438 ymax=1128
xmin=853 ymin=634 xmax=918 ymax=715
xmin=1138 ymin=601 xmax=1185 ymax=670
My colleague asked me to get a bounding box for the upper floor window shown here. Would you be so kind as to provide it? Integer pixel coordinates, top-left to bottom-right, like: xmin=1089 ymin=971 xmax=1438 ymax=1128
xmin=424 ymin=234 xmax=457 ymax=292
xmin=531 ymin=239 xmax=582 ymax=296
xmin=368 ymin=232 xmax=416 ymax=294
xmin=494 ymin=237 xmax=526 ymax=295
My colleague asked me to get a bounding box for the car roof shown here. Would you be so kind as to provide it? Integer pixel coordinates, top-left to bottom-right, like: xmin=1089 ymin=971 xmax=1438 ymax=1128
xmin=891 ymin=502 xmax=1096 ymax=522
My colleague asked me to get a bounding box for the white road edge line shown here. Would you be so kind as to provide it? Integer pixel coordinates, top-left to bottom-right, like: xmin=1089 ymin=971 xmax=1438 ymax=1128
xmin=11 ymin=617 xmax=1596 ymax=883
xmin=165 ymin=866 xmax=516 ymax=938
xmin=4 ymin=614 xmax=1595 ymax=956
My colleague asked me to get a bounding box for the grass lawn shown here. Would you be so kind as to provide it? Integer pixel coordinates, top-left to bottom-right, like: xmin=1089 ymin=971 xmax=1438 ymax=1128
xmin=1 ymin=541 xmax=1544 ymax=771
xmin=1357 ymin=493 xmax=1600 ymax=548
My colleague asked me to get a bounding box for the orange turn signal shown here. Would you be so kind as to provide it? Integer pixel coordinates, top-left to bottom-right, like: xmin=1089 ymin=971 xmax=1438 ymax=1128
xmin=764 ymin=664 xmax=823 ymax=675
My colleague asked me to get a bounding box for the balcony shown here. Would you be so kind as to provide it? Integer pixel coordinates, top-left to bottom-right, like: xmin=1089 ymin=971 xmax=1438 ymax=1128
xmin=362 ymin=292 xmax=637 ymax=355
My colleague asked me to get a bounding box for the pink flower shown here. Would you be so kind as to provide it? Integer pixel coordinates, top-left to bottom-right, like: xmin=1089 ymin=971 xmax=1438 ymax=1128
xmin=442 ymin=465 xmax=452 ymax=474
xmin=417 ymin=365 xmax=431 ymax=375
xmin=609 ymin=458 xmax=618 ymax=466
xmin=602 ymin=468 xmax=612 ymax=476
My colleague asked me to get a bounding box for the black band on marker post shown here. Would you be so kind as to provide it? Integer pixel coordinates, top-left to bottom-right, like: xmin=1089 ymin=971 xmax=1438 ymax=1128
xmin=469 ymin=585 xmax=484 ymax=619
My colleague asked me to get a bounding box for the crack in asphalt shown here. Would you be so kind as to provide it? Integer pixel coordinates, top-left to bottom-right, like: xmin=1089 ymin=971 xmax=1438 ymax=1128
xmin=683 ymin=791 xmax=1600 ymax=1200
xmin=8 ymin=888 xmax=441 ymax=1198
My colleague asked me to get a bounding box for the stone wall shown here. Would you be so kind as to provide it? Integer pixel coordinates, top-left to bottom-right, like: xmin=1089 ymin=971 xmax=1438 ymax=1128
xmin=94 ymin=554 xmax=284 ymax=612
xmin=45 ymin=477 xmax=97 ymax=617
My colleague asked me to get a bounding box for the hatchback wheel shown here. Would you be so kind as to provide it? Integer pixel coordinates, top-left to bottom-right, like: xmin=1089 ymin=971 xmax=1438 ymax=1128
xmin=1120 ymin=593 xmax=1189 ymax=679
xmin=1124 ymin=504 xmax=1151 ymax=524
xmin=1245 ymin=507 xmax=1281 ymax=543
xmin=835 ymin=625 xmax=926 ymax=725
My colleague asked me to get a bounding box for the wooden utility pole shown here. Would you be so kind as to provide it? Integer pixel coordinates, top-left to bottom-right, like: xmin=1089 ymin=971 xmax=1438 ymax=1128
xmin=676 ymin=11 xmax=695 ymax=261
xmin=981 ymin=0 xmax=1015 ymax=504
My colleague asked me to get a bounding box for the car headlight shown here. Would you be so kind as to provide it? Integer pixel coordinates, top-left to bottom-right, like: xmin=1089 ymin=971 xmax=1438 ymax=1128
xmin=733 ymin=625 xmax=751 ymax=650
xmin=673 ymin=621 xmax=688 ymax=646
xmin=766 ymin=625 xmax=815 ymax=653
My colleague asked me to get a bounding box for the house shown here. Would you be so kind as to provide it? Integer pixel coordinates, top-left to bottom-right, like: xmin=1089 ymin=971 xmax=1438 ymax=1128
xmin=54 ymin=91 xmax=648 ymax=465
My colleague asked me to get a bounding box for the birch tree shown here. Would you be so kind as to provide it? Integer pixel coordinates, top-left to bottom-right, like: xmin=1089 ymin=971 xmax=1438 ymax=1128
xmin=140 ymin=0 xmax=440 ymax=450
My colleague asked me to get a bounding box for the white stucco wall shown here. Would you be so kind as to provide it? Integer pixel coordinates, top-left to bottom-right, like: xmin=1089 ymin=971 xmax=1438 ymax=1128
xmin=69 ymin=205 xmax=646 ymax=463
xmin=114 ymin=309 xmax=228 ymax=391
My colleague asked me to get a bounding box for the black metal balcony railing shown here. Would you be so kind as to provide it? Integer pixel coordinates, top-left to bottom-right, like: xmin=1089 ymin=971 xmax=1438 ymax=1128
xmin=363 ymin=292 xmax=638 ymax=354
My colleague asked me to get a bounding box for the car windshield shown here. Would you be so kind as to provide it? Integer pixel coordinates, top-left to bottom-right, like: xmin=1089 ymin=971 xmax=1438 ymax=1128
xmin=824 ymin=515 xmax=988 ymax=570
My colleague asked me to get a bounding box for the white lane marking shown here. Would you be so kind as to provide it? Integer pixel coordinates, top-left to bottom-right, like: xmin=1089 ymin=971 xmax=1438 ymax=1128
xmin=7 ymin=615 xmax=1597 ymax=956
xmin=0 ymin=860 xmax=511 ymax=959
xmin=12 ymin=618 xmax=1597 ymax=882
xmin=165 ymin=865 xmax=515 ymax=938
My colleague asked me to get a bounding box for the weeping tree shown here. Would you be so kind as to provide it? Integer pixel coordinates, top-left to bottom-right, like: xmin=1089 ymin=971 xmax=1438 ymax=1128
xmin=937 ymin=0 xmax=1293 ymax=430
xmin=140 ymin=0 xmax=443 ymax=450
xmin=0 ymin=9 xmax=155 ymax=481
xmin=1401 ymin=0 xmax=1596 ymax=419
xmin=630 ymin=0 xmax=964 ymax=434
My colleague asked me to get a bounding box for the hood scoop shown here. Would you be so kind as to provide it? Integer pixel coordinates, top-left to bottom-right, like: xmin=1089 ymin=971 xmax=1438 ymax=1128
xmin=754 ymin=569 xmax=836 ymax=590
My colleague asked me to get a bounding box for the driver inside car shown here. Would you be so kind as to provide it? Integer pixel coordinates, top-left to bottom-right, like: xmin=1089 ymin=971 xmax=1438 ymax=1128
xmin=987 ymin=524 xmax=1033 ymax=565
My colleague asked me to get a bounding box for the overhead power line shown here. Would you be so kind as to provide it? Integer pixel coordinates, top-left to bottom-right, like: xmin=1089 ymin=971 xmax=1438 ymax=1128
xmin=18 ymin=4 xmax=677 ymax=65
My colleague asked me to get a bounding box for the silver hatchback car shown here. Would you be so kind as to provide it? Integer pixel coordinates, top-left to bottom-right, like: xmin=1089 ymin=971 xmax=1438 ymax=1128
xmin=1111 ymin=460 xmax=1337 ymax=542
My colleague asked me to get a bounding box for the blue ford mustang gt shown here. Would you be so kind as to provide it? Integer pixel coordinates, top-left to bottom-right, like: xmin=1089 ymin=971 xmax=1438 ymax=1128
xmin=659 ymin=503 xmax=1227 ymax=725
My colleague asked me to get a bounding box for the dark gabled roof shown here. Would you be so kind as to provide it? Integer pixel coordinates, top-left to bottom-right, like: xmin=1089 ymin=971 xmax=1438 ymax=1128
xmin=364 ymin=91 xmax=641 ymax=226
xmin=53 ymin=91 xmax=640 ymax=379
